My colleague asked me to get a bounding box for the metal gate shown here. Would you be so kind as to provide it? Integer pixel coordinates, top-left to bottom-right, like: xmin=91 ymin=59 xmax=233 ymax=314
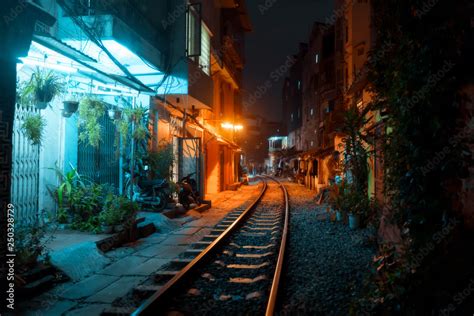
xmin=11 ymin=104 xmax=40 ymax=225
xmin=178 ymin=137 xmax=202 ymax=194
xmin=77 ymin=114 xmax=120 ymax=189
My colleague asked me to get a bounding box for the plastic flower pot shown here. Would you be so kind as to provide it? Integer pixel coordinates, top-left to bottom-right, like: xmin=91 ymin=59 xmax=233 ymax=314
xmin=336 ymin=210 xmax=343 ymax=222
xmin=61 ymin=110 xmax=73 ymax=118
xmin=63 ymin=101 xmax=79 ymax=113
xmin=36 ymin=101 xmax=49 ymax=110
xmin=348 ymin=213 xmax=360 ymax=230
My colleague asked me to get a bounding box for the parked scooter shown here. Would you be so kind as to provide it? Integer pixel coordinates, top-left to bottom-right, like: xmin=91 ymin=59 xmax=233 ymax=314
xmin=178 ymin=172 xmax=201 ymax=210
xmin=125 ymin=166 xmax=170 ymax=212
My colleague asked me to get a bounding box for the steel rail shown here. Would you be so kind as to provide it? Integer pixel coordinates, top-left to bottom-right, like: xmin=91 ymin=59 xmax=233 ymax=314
xmin=265 ymin=177 xmax=289 ymax=316
xmin=133 ymin=177 xmax=268 ymax=315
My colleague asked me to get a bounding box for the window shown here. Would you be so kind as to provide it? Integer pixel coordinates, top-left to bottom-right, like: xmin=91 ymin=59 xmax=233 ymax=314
xmin=186 ymin=3 xmax=201 ymax=57
xmin=297 ymin=80 xmax=301 ymax=90
xmin=310 ymin=108 xmax=314 ymax=116
xmin=315 ymin=53 xmax=319 ymax=64
xmin=200 ymin=24 xmax=211 ymax=75
xmin=291 ymin=113 xmax=294 ymax=121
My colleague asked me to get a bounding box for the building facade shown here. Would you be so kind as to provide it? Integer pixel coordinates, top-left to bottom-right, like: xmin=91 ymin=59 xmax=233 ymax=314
xmin=283 ymin=43 xmax=307 ymax=152
xmin=280 ymin=0 xmax=380 ymax=196
xmin=9 ymin=0 xmax=251 ymax=223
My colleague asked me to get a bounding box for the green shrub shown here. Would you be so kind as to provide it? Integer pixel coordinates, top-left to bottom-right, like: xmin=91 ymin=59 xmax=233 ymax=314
xmin=15 ymin=219 xmax=48 ymax=269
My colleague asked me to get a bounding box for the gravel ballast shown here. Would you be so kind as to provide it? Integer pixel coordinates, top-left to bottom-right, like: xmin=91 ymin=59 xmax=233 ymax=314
xmin=279 ymin=181 xmax=376 ymax=315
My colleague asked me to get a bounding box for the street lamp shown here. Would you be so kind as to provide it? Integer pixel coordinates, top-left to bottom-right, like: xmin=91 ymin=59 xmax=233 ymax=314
xmin=221 ymin=122 xmax=244 ymax=131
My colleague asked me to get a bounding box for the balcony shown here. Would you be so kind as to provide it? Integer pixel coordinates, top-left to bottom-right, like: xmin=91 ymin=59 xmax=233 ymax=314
xmin=61 ymin=0 xmax=167 ymax=50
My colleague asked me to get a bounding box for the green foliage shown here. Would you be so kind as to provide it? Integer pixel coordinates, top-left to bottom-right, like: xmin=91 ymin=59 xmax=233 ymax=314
xmin=67 ymin=183 xmax=106 ymax=233
xmin=100 ymin=194 xmax=138 ymax=226
xmin=15 ymin=218 xmax=49 ymax=268
xmin=20 ymin=68 xmax=63 ymax=104
xmin=133 ymin=125 xmax=148 ymax=141
xmin=78 ymin=97 xmax=105 ymax=148
xmin=359 ymin=0 xmax=472 ymax=312
xmin=51 ymin=166 xmax=107 ymax=232
xmin=114 ymin=105 xmax=150 ymax=151
xmin=51 ymin=165 xmax=88 ymax=210
xmin=125 ymin=106 xmax=148 ymax=123
xmin=341 ymin=106 xmax=370 ymax=195
xmin=147 ymin=141 xmax=174 ymax=180
xmin=21 ymin=113 xmax=46 ymax=146
xmin=115 ymin=119 xmax=130 ymax=148
xmin=329 ymin=181 xmax=374 ymax=218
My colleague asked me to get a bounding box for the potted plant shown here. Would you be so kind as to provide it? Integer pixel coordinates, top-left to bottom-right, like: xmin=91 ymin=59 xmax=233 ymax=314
xmin=108 ymin=106 xmax=122 ymax=120
xmin=347 ymin=189 xmax=369 ymax=230
xmin=21 ymin=68 xmax=63 ymax=109
xmin=125 ymin=106 xmax=147 ymax=123
xmin=62 ymin=95 xmax=80 ymax=117
xmin=22 ymin=113 xmax=47 ymax=146
xmin=78 ymin=97 xmax=105 ymax=148
xmin=328 ymin=181 xmax=348 ymax=222
xmin=101 ymin=195 xmax=138 ymax=233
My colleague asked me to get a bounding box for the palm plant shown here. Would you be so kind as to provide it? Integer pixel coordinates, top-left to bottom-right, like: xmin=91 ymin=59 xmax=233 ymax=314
xmin=21 ymin=68 xmax=63 ymax=109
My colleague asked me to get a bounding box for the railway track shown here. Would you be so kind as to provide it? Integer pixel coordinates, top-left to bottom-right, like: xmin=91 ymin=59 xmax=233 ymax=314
xmin=104 ymin=177 xmax=289 ymax=316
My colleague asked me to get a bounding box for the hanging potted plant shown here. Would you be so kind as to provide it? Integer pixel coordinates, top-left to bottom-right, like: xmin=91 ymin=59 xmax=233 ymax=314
xmin=62 ymin=94 xmax=80 ymax=117
xmin=21 ymin=68 xmax=63 ymax=110
xmin=22 ymin=113 xmax=47 ymax=146
xmin=125 ymin=106 xmax=147 ymax=123
xmin=108 ymin=106 xmax=122 ymax=120
xmin=78 ymin=97 xmax=106 ymax=148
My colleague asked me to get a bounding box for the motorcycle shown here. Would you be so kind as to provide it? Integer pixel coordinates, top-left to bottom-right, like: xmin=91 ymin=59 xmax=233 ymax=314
xmin=177 ymin=172 xmax=201 ymax=210
xmin=126 ymin=166 xmax=170 ymax=212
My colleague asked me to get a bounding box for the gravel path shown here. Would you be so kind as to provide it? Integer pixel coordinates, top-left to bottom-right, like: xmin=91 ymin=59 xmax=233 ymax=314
xmin=279 ymin=181 xmax=376 ymax=315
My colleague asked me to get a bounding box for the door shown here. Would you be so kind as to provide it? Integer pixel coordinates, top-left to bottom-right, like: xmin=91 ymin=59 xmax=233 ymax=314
xmin=178 ymin=137 xmax=202 ymax=194
xmin=77 ymin=114 xmax=119 ymax=188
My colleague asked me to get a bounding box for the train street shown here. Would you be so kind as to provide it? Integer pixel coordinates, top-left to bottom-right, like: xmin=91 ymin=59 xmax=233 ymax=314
xmin=1 ymin=0 xmax=473 ymax=315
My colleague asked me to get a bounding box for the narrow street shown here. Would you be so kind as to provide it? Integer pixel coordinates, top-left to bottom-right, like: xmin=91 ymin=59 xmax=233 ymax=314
xmin=18 ymin=185 xmax=261 ymax=315
xmin=1 ymin=0 xmax=472 ymax=315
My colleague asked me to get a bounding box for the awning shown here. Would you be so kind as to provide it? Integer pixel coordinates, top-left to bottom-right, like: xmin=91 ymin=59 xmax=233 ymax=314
xmin=28 ymin=34 xmax=154 ymax=94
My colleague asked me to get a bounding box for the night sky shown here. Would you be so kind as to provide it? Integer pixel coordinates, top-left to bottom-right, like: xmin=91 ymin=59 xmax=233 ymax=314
xmin=243 ymin=0 xmax=333 ymax=122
